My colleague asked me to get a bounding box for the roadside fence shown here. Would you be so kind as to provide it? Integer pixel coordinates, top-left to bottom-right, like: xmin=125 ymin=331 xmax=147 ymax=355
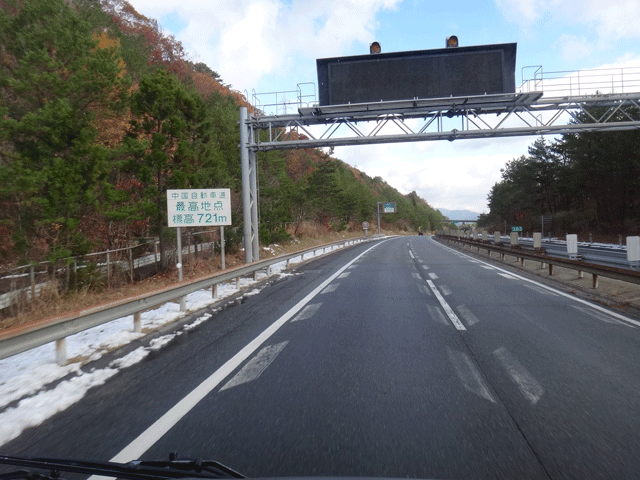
xmin=0 ymin=230 xmax=225 ymax=317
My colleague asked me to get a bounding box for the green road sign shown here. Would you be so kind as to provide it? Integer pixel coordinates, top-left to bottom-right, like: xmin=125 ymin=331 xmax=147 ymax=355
xmin=511 ymin=226 xmax=523 ymax=232
xmin=383 ymin=202 xmax=396 ymax=213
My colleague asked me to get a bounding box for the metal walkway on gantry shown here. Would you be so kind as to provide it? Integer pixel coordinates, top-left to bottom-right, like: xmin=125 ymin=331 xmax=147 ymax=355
xmin=239 ymin=66 xmax=640 ymax=261
xmin=246 ymin=90 xmax=640 ymax=150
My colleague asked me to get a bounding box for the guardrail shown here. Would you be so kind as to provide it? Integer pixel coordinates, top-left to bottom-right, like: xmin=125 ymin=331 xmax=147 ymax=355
xmin=0 ymin=236 xmax=376 ymax=365
xmin=436 ymin=235 xmax=640 ymax=289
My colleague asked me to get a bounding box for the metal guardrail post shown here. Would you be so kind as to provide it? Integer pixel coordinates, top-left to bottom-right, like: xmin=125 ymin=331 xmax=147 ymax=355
xmin=30 ymin=266 xmax=35 ymax=299
xmin=106 ymin=250 xmax=111 ymax=288
xmin=128 ymin=247 xmax=134 ymax=283
xmin=134 ymin=312 xmax=142 ymax=333
xmin=56 ymin=338 xmax=66 ymax=365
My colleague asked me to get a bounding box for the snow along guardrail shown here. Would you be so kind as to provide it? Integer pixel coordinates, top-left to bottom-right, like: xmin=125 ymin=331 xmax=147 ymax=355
xmin=0 ymin=236 xmax=376 ymax=365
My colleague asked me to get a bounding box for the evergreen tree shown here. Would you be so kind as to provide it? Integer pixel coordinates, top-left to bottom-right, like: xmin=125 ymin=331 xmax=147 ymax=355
xmin=0 ymin=0 xmax=129 ymax=261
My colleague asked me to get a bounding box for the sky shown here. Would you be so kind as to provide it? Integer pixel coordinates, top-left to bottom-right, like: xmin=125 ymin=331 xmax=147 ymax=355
xmin=123 ymin=0 xmax=640 ymax=214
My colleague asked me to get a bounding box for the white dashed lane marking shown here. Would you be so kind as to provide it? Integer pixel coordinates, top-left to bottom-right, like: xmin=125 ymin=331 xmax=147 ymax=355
xmin=493 ymin=347 xmax=544 ymax=405
xmin=220 ymin=342 xmax=289 ymax=391
xmin=439 ymin=284 xmax=452 ymax=296
xmin=321 ymin=284 xmax=339 ymax=294
xmin=292 ymin=303 xmax=322 ymax=322
xmin=428 ymin=272 xmax=439 ymax=280
xmin=426 ymin=304 xmax=448 ymax=325
xmin=337 ymin=272 xmax=351 ymax=279
xmin=417 ymin=284 xmax=432 ymax=296
xmin=456 ymin=304 xmax=479 ymax=326
xmin=447 ymin=347 xmax=495 ymax=403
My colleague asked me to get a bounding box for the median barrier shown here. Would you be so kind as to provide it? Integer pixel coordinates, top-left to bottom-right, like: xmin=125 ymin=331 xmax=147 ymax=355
xmin=436 ymin=234 xmax=640 ymax=291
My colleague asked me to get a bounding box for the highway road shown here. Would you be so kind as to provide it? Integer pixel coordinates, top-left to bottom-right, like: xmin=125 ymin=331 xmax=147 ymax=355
xmin=4 ymin=236 xmax=640 ymax=479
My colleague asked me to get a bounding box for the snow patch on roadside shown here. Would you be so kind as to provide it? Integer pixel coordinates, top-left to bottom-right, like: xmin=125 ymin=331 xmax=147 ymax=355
xmin=0 ymin=239 xmax=366 ymax=446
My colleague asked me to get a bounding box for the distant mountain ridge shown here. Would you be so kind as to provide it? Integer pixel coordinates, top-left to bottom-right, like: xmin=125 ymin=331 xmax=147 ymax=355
xmin=436 ymin=208 xmax=480 ymax=221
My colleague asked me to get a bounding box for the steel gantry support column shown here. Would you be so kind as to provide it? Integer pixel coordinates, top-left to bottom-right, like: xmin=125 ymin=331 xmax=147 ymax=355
xmin=240 ymin=107 xmax=259 ymax=263
xmin=249 ymin=149 xmax=259 ymax=261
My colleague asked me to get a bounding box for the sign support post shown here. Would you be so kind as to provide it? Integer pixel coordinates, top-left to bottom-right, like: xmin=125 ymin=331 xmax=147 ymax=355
xmin=176 ymin=227 xmax=185 ymax=311
xmin=167 ymin=188 xmax=232 ymax=306
xmin=221 ymin=226 xmax=226 ymax=270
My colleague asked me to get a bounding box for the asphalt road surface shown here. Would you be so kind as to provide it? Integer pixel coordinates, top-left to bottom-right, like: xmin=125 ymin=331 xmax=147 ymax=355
xmin=4 ymin=236 xmax=640 ymax=479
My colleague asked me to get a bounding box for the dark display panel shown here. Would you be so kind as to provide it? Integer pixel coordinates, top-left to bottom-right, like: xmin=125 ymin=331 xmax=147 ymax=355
xmin=317 ymin=43 xmax=517 ymax=106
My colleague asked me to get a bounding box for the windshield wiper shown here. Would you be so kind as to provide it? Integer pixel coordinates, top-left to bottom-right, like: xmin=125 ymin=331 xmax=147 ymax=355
xmin=0 ymin=453 xmax=245 ymax=480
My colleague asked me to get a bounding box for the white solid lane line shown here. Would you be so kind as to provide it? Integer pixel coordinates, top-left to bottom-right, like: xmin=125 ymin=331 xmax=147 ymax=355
xmin=522 ymin=283 xmax=559 ymax=297
xmin=447 ymin=347 xmax=495 ymax=403
xmin=426 ymin=280 xmax=466 ymax=331
xmin=89 ymin=240 xmax=388 ymax=471
xmin=220 ymin=341 xmax=289 ymax=391
xmin=493 ymin=347 xmax=544 ymax=405
xmin=292 ymin=303 xmax=322 ymax=322
xmin=570 ymin=304 xmax=635 ymax=328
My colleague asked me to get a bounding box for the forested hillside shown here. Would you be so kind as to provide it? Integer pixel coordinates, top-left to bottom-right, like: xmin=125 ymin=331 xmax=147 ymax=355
xmin=479 ymin=105 xmax=640 ymax=236
xmin=0 ymin=0 xmax=444 ymax=268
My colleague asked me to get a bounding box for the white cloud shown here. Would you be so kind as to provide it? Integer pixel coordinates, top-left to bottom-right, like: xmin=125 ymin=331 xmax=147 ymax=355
xmin=129 ymin=0 xmax=402 ymax=91
xmin=495 ymin=0 xmax=640 ymax=41
xmin=554 ymin=34 xmax=594 ymax=62
xmin=495 ymin=0 xmax=542 ymax=23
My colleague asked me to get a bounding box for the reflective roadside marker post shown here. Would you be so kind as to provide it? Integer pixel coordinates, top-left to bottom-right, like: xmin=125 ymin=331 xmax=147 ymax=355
xmin=628 ymin=236 xmax=640 ymax=268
